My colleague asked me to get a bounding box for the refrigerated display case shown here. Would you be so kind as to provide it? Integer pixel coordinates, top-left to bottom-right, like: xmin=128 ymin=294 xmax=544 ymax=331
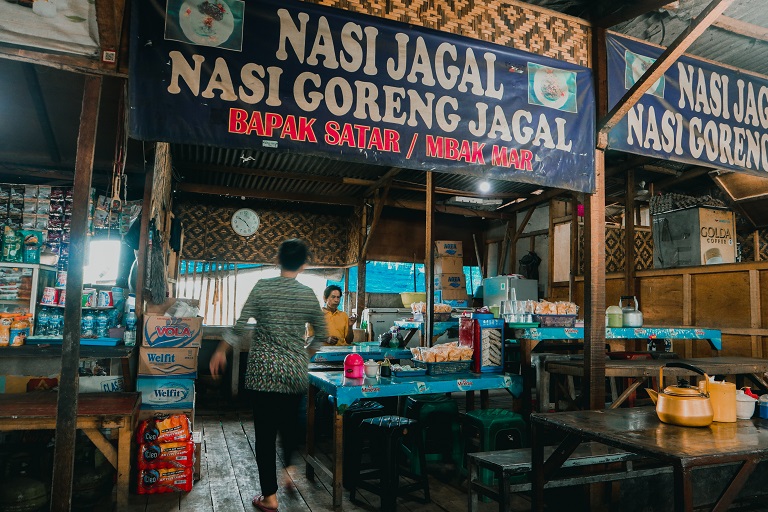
xmin=0 ymin=262 xmax=55 ymax=321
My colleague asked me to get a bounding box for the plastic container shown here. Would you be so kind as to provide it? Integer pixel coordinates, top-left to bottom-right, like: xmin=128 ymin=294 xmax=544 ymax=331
xmin=0 ymin=312 xmax=16 ymax=346
xmin=344 ymin=353 xmax=364 ymax=379
xmin=9 ymin=315 xmax=30 ymax=347
xmin=606 ymin=305 xmax=623 ymax=328
xmin=759 ymin=395 xmax=768 ymax=419
xmin=700 ymin=378 xmax=736 ymax=423
xmin=736 ymin=389 xmax=757 ymax=419
xmin=364 ymin=359 xmax=379 ymax=378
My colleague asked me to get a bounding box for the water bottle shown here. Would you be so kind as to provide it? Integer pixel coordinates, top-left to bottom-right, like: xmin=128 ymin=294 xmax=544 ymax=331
xmin=36 ymin=307 xmax=50 ymax=336
xmin=81 ymin=310 xmax=94 ymax=337
xmin=124 ymin=309 xmax=137 ymax=347
xmin=49 ymin=309 xmax=63 ymax=337
xmin=95 ymin=311 xmax=108 ymax=338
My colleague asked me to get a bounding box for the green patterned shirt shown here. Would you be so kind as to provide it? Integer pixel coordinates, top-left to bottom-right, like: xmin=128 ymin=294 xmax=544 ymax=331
xmin=223 ymin=276 xmax=328 ymax=394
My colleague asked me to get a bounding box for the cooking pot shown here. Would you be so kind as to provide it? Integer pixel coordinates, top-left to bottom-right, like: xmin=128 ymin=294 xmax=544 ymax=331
xmin=646 ymin=362 xmax=714 ymax=427
xmin=620 ymin=296 xmax=643 ymax=327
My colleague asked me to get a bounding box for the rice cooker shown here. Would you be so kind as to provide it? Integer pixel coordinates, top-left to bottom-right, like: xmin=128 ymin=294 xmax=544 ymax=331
xmin=344 ymin=353 xmax=365 ymax=379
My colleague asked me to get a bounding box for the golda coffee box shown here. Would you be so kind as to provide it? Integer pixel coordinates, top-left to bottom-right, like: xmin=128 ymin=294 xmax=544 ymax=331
xmin=137 ymin=377 xmax=195 ymax=410
xmin=139 ymin=348 xmax=198 ymax=378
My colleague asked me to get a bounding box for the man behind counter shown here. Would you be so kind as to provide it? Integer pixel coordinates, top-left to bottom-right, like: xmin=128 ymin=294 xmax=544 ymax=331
xmin=322 ymin=285 xmax=356 ymax=345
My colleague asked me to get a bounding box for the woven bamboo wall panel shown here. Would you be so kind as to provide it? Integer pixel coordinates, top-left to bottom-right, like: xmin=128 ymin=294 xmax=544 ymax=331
xmin=178 ymin=203 xmax=351 ymax=265
xmin=306 ymin=0 xmax=591 ymax=66
xmin=737 ymin=229 xmax=768 ymax=262
xmin=577 ymin=226 xmax=653 ymax=274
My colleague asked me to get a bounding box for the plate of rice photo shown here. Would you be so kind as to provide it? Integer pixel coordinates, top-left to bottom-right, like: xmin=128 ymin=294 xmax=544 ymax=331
xmin=179 ymin=0 xmax=235 ymax=47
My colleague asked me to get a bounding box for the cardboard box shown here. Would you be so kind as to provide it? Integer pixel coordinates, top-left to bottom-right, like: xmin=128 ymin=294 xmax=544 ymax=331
xmin=434 ymin=273 xmax=466 ymax=290
xmin=439 ymin=288 xmax=468 ymax=301
xmin=435 ymin=256 xmax=464 ymax=274
xmin=143 ymin=316 xmax=203 ymax=349
xmin=652 ymin=207 xmax=736 ymax=268
xmin=139 ymin=348 xmax=198 ymax=378
xmin=434 ymin=240 xmax=463 ymax=258
xmin=137 ymin=377 xmax=195 ymax=410
xmin=79 ymin=375 xmax=124 ymax=393
xmin=193 ymin=442 xmax=202 ymax=481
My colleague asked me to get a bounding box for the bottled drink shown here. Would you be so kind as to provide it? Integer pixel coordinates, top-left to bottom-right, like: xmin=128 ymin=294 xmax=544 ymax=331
xmin=36 ymin=307 xmax=50 ymax=336
xmin=49 ymin=309 xmax=63 ymax=337
xmin=124 ymin=309 xmax=137 ymax=347
xmin=81 ymin=310 xmax=94 ymax=337
xmin=95 ymin=311 xmax=108 ymax=338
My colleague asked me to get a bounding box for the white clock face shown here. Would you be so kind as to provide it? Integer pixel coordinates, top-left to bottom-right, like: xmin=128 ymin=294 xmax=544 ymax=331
xmin=231 ymin=208 xmax=260 ymax=236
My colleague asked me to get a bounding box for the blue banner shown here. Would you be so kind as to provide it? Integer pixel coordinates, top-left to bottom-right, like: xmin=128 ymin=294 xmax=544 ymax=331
xmin=607 ymin=33 xmax=768 ymax=175
xmin=129 ymin=0 xmax=595 ymax=192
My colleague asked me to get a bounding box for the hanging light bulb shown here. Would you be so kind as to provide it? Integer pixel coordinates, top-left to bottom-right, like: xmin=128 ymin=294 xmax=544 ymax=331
xmin=478 ymin=180 xmax=491 ymax=193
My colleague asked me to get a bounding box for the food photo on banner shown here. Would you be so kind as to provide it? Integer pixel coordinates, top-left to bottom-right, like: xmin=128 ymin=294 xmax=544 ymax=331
xmin=128 ymin=0 xmax=596 ymax=193
xmin=607 ymin=33 xmax=768 ymax=177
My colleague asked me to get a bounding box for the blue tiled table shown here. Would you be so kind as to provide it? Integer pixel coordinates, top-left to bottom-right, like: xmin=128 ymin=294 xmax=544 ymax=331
xmin=305 ymin=370 xmax=523 ymax=506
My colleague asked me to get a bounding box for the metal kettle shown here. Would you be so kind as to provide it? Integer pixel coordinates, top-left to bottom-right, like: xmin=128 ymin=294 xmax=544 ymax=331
xmin=620 ymin=296 xmax=643 ymax=327
xmin=646 ymin=362 xmax=714 ymax=427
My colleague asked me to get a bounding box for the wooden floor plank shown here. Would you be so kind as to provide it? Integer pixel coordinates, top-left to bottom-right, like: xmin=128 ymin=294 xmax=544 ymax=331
xmin=178 ymin=433 xmax=214 ymax=512
xmin=200 ymin=415 xmax=246 ymax=512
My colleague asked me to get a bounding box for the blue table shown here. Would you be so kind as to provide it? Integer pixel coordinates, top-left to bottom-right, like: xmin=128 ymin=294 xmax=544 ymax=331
xmin=309 ymin=345 xmax=412 ymax=363
xmin=306 ymin=370 xmax=523 ymax=506
xmin=512 ymin=326 xmax=722 ymax=417
xmin=394 ymin=319 xmax=459 ymax=345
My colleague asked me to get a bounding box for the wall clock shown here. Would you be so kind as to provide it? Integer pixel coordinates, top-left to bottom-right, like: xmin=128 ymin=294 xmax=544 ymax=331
xmin=231 ymin=208 xmax=260 ymax=237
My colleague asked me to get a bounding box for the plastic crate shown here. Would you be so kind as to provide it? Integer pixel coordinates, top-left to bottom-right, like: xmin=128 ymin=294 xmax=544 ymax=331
xmin=534 ymin=314 xmax=577 ymax=327
xmin=412 ymin=358 xmax=472 ymax=375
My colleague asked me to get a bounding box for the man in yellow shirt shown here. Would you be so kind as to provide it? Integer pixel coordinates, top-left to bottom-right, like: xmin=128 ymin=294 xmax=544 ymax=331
xmin=323 ymin=285 xmax=356 ymax=345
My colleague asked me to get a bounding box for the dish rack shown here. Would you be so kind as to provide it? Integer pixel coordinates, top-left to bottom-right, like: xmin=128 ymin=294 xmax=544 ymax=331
xmin=412 ymin=358 xmax=472 ymax=375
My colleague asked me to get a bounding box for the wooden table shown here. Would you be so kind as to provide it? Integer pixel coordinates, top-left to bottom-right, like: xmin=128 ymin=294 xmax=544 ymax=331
xmin=306 ymin=370 xmax=523 ymax=507
xmin=544 ymin=356 xmax=768 ymax=412
xmin=531 ymin=408 xmax=768 ymax=512
xmin=0 ymin=391 xmax=141 ymax=510
xmin=512 ymin=327 xmax=723 ymax=416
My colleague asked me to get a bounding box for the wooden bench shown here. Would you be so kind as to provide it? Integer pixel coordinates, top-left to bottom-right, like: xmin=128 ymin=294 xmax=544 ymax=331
xmin=467 ymin=441 xmax=673 ymax=511
xmin=0 ymin=391 xmax=141 ymax=511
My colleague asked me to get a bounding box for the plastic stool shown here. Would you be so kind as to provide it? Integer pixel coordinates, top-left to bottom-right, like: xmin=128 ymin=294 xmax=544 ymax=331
xmin=403 ymin=394 xmax=462 ymax=473
xmin=342 ymin=400 xmax=385 ymax=489
xmin=350 ymin=416 xmax=430 ymax=512
xmin=461 ymin=409 xmax=528 ymax=491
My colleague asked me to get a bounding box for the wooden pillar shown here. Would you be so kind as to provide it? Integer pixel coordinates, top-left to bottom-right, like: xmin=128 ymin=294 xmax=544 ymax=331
xmin=569 ymin=195 xmax=579 ymax=302
xmin=356 ymin=208 xmax=367 ymax=326
xmin=624 ymin=169 xmax=636 ymax=296
xmin=51 ymin=74 xmax=101 ymax=512
xmin=424 ymin=172 xmax=435 ymax=347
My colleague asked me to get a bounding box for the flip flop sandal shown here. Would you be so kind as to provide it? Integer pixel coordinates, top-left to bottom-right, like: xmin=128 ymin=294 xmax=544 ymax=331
xmin=252 ymin=495 xmax=278 ymax=512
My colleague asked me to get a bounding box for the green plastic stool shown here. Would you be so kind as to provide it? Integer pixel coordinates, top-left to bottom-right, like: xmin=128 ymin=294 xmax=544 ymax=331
xmin=402 ymin=394 xmax=462 ymax=474
xmin=461 ymin=409 xmax=528 ymax=494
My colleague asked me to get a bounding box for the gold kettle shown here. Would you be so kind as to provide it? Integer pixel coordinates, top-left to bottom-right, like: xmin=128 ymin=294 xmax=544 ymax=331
xmin=646 ymin=362 xmax=714 ymax=427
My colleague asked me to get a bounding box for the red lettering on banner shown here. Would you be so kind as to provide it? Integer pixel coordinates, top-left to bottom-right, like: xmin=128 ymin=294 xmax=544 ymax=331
xmin=425 ymin=135 xmax=485 ymax=163
xmin=491 ymin=146 xmax=534 ymax=170
xmin=228 ymin=109 xmax=317 ymax=141
xmin=324 ymin=122 xmax=400 ymax=152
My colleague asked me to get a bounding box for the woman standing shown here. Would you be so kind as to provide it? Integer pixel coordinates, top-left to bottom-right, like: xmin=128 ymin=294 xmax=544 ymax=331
xmin=210 ymin=239 xmax=327 ymax=512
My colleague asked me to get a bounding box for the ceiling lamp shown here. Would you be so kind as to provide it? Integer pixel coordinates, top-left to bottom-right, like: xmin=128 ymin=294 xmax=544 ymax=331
xmin=478 ymin=180 xmax=491 ymax=193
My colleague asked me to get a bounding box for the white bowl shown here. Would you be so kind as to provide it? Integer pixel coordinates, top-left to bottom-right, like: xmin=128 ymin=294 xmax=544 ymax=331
xmin=364 ymin=364 xmax=379 ymax=378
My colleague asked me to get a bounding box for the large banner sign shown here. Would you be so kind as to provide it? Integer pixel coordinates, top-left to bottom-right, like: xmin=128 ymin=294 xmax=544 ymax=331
xmin=608 ymin=33 xmax=768 ymax=175
xmin=129 ymin=0 xmax=596 ymax=192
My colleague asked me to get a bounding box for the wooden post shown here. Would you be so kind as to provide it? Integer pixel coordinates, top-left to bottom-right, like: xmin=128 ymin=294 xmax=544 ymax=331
xmin=424 ymin=172 xmax=435 ymax=347
xmin=51 ymin=74 xmax=101 ymax=512
xmin=625 ymin=170 xmax=636 ymax=297
xmin=570 ymin=195 xmax=579 ymax=302
xmin=356 ymin=207 xmax=367 ymax=328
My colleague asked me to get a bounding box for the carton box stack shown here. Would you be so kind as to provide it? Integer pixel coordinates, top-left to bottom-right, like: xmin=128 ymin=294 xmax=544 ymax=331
xmin=135 ymin=414 xmax=195 ymax=494
xmin=433 ymin=240 xmax=468 ymax=307
xmin=136 ymin=298 xmax=203 ymax=482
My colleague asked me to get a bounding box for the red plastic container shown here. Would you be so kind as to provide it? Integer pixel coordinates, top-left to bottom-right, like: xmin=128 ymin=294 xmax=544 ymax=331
xmin=343 ymin=353 xmax=365 ymax=379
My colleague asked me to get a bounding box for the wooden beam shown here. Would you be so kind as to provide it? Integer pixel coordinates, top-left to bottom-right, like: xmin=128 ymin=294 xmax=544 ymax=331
xmin=359 ymin=186 xmax=390 ymax=260
xmin=503 ymin=187 xmax=570 ymax=213
xmin=654 ymin=166 xmax=712 ymax=190
xmin=597 ymin=0 xmax=736 ymax=149
xmin=364 ymin=167 xmax=401 ymax=197
xmin=94 ymin=0 xmax=120 ymax=70
xmin=388 ymin=198 xmax=514 ymax=220
xmin=52 ymin=74 xmax=101 ymax=512
xmin=175 ymin=183 xmax=362 ymax=207
xmin=0 ymin=47 xmax=127 ymax=77
xmin=624 ymin=170 xmax=636 ymax=296
xmin=596 ymin=0 xmax=677 ymax=28
xmin=713 ymin=16 xmax=768 ymax=42
xmin=424 ymin=172 xmax=435 ymax=347
xmin=605 ymin=156 xmax=654 ymax=178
